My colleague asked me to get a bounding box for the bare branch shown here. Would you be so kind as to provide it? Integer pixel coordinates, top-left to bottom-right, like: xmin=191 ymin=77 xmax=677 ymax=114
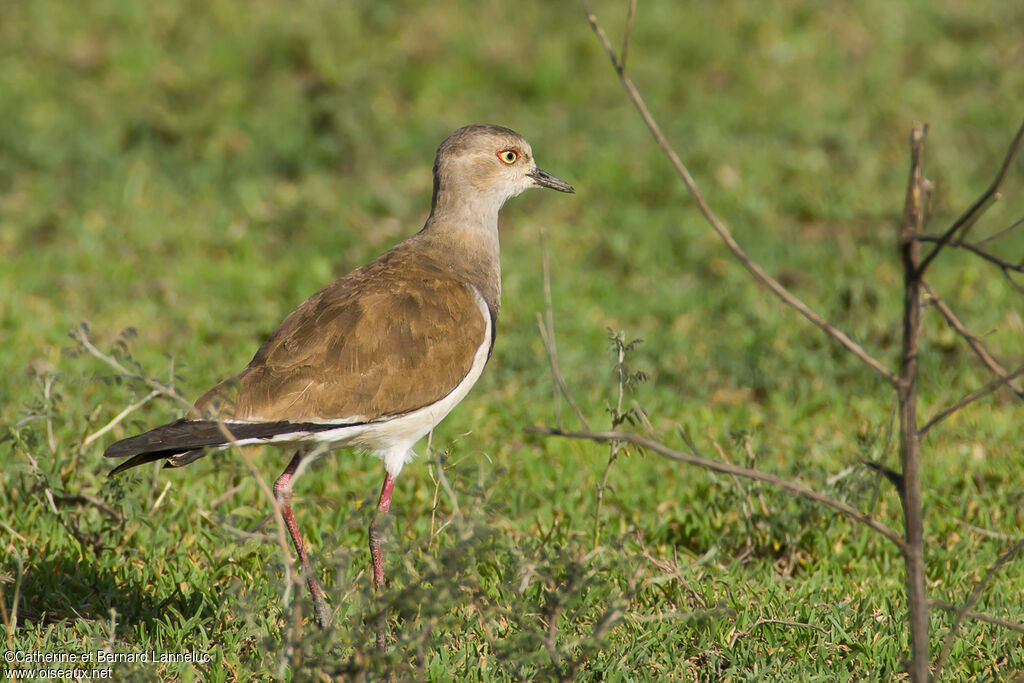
xmin=934 ymin=536 xmax=1024 ymax=676
xmin=70 ymin=324 xmax=192 ymax=410
xmin=539 ymin=229 xmax=560 ymax=427
xmin=900 ymin=123 xmax=929 ymax=248
xmin=952 ymin=517 xmax=1017 ymax=542
xmin=81 ymin=389 xmax=161 ymax=448
xmin=526 ymin=426 xmax=906 ymax=550
xmin=579 ymin=0 xmax=898 ymax=386
xmin=535 ymin=234 xmax=591 ymax=431
xmin=916 ymin=118 xmax=1024 ymax=276
xmin=897 ymin=122 xmax=930 ymax=683
xmin=917 ymin=235 xmax=1024 ymax=285
xmin=49 ymin=493 xmax=123 ymax=521
xmin=919 ymin=365 xmax=1024 ymax=436
xmin=72 ymin=323 xmax=309 ymax=623
xmin=930 ymin=599 xmax=1024 ymax=634
xmin=923 ymin=280 xmax=1024 ymax=400
xmin=999 ymin=267 xmax=1024 ymax=295
xmin=208 ymin=483 xmax=247 ymax=511
xmin=973 ymin=214 xmax=1024 ymax=247
xmin=536 ymin=316 xmax=591 ymax=431
xmin=620 ymin=0 xmax=638 ymax=71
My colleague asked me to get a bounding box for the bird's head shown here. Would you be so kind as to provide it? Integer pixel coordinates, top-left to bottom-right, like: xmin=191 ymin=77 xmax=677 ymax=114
xmin=432 ymin=125 xmax=574 ymax=211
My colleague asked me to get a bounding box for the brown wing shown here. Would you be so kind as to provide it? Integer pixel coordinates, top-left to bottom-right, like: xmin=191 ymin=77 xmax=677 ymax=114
xmin=193 ymin=249 xmax=489 ymax=422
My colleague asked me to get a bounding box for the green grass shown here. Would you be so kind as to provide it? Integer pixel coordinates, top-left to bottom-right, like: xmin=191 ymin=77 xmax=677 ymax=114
xmin=2 ymin=0 xmax=1023 ymax=679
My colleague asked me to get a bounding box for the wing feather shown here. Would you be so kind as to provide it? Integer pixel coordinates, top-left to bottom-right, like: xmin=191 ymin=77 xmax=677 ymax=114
xmin=193 ymin=248 xmax=490 ymax=423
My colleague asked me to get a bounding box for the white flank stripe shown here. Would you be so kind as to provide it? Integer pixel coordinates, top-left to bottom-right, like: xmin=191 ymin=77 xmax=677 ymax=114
xmin=219 ymin=288 xmax=493 ymax=478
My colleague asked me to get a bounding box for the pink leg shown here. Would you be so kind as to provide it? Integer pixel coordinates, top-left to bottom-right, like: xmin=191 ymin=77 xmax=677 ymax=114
xmin=368 ymin=471 xmax=396 ymax=649
xmin=273 ymin=451 xmax=331 ymax=628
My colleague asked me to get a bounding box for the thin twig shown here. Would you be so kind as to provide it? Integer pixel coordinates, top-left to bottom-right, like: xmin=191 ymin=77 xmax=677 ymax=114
xmin=864 ymin=400 xmax=899 ymax=537
xmin=536 ymin=315 xmax=591 ymax=430
xmin=1 ymin=554 xmax=25 ymax=639
xmin=208 ymin=483 xmax=246 ymax=510
xmin=539 ymin=229 xmax=562 ymax=428
xmin=535 ymin=227 xmax=591 ymax=430
xmin=1 ymin=521 xmax=28 ymax=543
xmin=919 ymin=365 xmax=1024 ymax=436
xmin=71 ymin=325 xmax=192 ymax=409
xmin=579 ymin=0 xmax=898 ymax=386
xmin=923 ymin=279 xmax=1024 ymax=400
xmin=916 ymin=118 xmax=1024 ymax=276
xmin=50 ymin=493 xmax=122 ymax=521
xmin=930 ymin=599 xmax=1024 ymax=634
xmin=434 ymin=447 xmax=462 ymax=517
xmin=592 ymin=446 xmax=620 ymax=547
xmin=639 ymin=548 xmax=709 ymax=608
xmin=81 ymin=389 xmax=161 ymax=448
xmin=918 ymin=235 xmax=1024 ymax=281
xmin=526 ymin=426 xmax=906 ymax=550
xmin=543 ymin=597 xmax=567 ymax=673
xmin=593 ymin=336 xmax=631 ymax=546
xmin=150 ymin=480 xmax=173 ymax=513
xmin=620 ymin=0 xmax=638 ymax=71
xmin=973 ymin=214 xmax=1024 ymax=247
xmin=951 ymin=517 xmax=1017 ymax=542
xmin=74 ymin=324 xmax=307 ymax=623
xmin=15 ymin=437 xmax=63 ymax=518
xmin=934 ymin=536 xmax=1024 ymax=676
xmin=42 ymin=375 xmax=57 ymax=455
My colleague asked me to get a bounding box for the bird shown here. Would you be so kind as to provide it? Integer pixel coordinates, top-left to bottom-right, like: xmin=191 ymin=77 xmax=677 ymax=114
xmin=103 ymin=124 xmax=574 ymax=643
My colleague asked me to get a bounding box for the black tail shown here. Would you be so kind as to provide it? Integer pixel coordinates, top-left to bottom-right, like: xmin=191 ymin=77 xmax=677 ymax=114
xmin=104 ymin=418 xmax=344 ymax=476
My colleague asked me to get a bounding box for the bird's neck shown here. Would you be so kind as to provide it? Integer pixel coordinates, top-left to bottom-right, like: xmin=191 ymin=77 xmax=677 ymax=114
xmin=420 ymin=189 xmax=503 ymax=315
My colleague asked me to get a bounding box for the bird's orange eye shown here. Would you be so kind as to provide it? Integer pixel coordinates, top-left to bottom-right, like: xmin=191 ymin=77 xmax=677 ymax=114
xmin=498 ymin=148 xmax=519 ymax=165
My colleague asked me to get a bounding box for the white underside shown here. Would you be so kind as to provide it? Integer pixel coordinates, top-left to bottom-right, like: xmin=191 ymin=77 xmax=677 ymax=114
xmin=220 ymin=290 xmax=492 ymax=478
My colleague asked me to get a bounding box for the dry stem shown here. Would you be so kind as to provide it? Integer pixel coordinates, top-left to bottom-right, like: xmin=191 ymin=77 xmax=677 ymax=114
xmin=919 ymin=365 xmax=1024 ymax=437
xmin=527 ymin=426 xmax=905 ymax=550
xmin=934 ymin=536 xmax=1024 ymax=675
xmin=897 ymin=122 xmax=929 ymax=683
xmin=922 ymin=280 xmax=1024 ymax=400
xmin=579 ymin=0 xmax=897 ymax=386
xmin=915 ymin=118 xmax=1024 ymax=275
xmin=72 ymin=325 xmax=311 ymax=626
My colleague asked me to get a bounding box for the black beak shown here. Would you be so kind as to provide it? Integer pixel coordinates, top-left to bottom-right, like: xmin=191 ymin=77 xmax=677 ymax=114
xmin=529 ymin=168 xmax=575 ymax=194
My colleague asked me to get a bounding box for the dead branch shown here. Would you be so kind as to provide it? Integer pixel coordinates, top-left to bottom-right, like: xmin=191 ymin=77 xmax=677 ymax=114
xmin=536 ymin=315 xmax=591 ymax=431
xmin=50 ymin=493 xmax=123 ymax=521
xmin=951 ymin=517 xmax=1017 ymax=542
xmin=539 ymin=228 xmax=562 ymax=428
xmin=70 ymin=324 xmax=192 ymax=411
xmin=973 ymin=215 xmax=1024 ymax=247
xmin=919 ymin=365 xmax=1024 ymax=437
xmin=620 ymin=0 xmax=637 ymax=71
xmin=916 ymin=118 xmax=1024 ymax=276
xmin=81 ymin=389 xmax=161 ymax=448
xmin=72 ymin=324 xmax=310 ymax=623
xmin=923 ymin=280 xmax=1024 ymax=399
xmin=537 ymin=229 xmax=591 ymax=431
xmin=526 ymin=426 xmax=906 ymax=550
xmin=934 ymin=536 xmax=1024 ymax=676
xmin=918 ymin=235 xmax=1024 ymax=291
xmin=929 ymin=599 xmax=1024 ymax=634
xmin=897 ymin=122 xmax=930 ymax=683
xmin=579 ymin=0 xmax=898 ymax=387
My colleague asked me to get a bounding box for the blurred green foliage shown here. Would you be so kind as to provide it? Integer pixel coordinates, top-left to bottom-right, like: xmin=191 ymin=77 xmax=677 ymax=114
xmin=2 ymin=0 xmax=1022 ymax=679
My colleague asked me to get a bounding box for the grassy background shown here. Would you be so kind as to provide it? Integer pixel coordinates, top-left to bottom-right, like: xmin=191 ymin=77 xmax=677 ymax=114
xmin=2 ymin=0 xmax=1023 ymax=679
